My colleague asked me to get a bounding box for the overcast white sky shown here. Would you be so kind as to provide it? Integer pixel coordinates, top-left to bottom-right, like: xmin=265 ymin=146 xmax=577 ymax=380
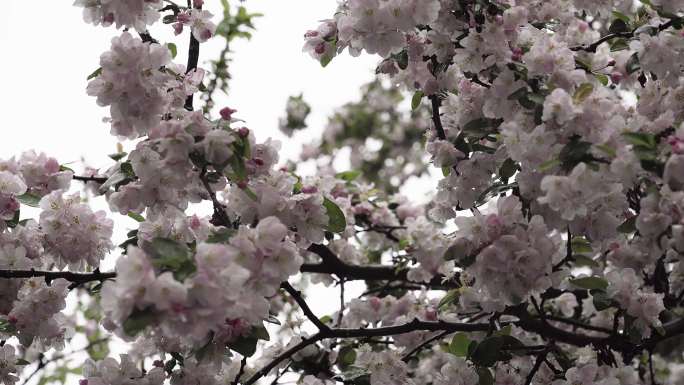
xmin=0 ymin=0 xmax=378 ymax=164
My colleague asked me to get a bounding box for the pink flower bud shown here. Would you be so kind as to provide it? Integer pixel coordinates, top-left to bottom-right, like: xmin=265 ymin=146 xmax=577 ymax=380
xmin=177 ymin=12 xmax=191 ymax=24
xmin=315 ymin=42 xmax=326 ymax=55
xmin=193 ymin=0 xmax=204 ymax=7
xmin=237 ymin=181 xmax=248 ymax=189
xmin=578 ymin=21 xmax=588 ymax=33
xmin=304 ymin=30 xmax=319 ymax=38
xmin=79 ymin=380 xmax=89 ymax=385
xmin=103 ymin=13 xmax=115 ymax=25
xmin=424 ymin=308 xmax=438 ymax=321
xmin=220 ymin=107 xmax=237 ymax=120
xmin=238 ymin=127 xmax=250 ymax=137
xmin=610 ymin=71 xmax=623 ymax=84
xmin=369 ymin=297 xmax=382 ymax=311
xmin=301 ymin=186 xmax=318 ymax=194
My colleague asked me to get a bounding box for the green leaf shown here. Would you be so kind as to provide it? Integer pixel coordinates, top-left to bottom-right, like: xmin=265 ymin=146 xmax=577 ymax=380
xmin=573 ymin=83 xmax=594 ymax=104
xmin=253 ymin=324 xmax=270 ymax=341
xmin=120 ymin=161 xmax=136 ymax=179
xmin=625 ymin=52 xmax=640 ymax=74
xmin=438 ymin=289 xmax=460 ymax=310
xmin=206 ymin=228 xmax=236 ymax=243
xmin=87 ymin=67 xmax=102 ymax=80
xmin=148 ymin=238 xmax=189 ymax=267
xmin=143 ymin=238 xmax=196 ymax=280
xmin=623 ymin=132 xmax=656 ymax=149
xmin=449 ymin=333 xmax=471 ymax=357
xmin=336 ymin=170 xmax=362 ymax=182
xmin=337 ymin=346 xmax=357 ymax=368
xmin=5 ymin=210 xmax=20 ymax=229
xmin=167 ymin=43 xmax=178 ymax=58
xmin=442 ymin=166 xmax=451 ymax=177
xmin=15 ymin=359 xmax=30 ymax=366
xmin=592 ymin=291 xmax=613 ymax=311
xmin=108 ymin=152 xmax=128 ymax=161
xmin=229 ymin=333 xmax=259 ymax=357
xmin=499 ymin=158 xmax=518 ymax=180
xmin=617 ymin=216 xmax=637 ymax=233
xmin=411 ymin=91 xmax=424 ymax=110
xmin=609 ymin=18 xmax=630 ymax=34
xmin=594 ymin=73 xmax=609 ymax=86
xmin=477 ymin=367 xmax=495 ymax=385
xmin=474 ymin=183 xmax=517 ymax=207
xmin=0 ymin=318 xmax=16 ymax=333
xmin=571 ymin=237 xmax=593 ymax=254
xmin=323 ymin=197 xmax=347 ymax=233
xmin=127 ymin=211 xmax=145 ymax=222
xmin=612 ymin=11 xmax=631 ymax=23
xmin=538 ymin=159 xmax=560 ymax=172
xmin=470 ymin=336 xmax=504 ymax=367
xmin=17 ymin=193 xmax=41 ymax=208
xmin=570 ymin=276 xmax=608 ymax=291
xmin=123 ymin=307 xmax=156 ymax=337
xmin=462 ymin=118 xmax=500 ymax=137
xmin=321 ymin=55 xmax=333 ymax=67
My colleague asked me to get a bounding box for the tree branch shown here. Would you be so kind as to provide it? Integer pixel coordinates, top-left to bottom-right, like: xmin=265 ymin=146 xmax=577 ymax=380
xmin=184 ymin=2 xmax=202 ymax=110
xmin=72 ymin=175 xmax=108 ymax=184
xmin=281 ymin=281 xmax=331 ymax=332
xmin=304 ymin=243 xmax=458 ymax=290
xmin=429 ymin=94 xmax=447 ymax=141
xmin=571 ymin=17 xmax=680 ymax=52
xmin=0 ymin=269 xmax=115 ymax=287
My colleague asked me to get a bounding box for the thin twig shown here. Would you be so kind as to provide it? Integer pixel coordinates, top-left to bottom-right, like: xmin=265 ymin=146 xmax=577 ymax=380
xmin=281 ymin=282 xmax=331 ymax=332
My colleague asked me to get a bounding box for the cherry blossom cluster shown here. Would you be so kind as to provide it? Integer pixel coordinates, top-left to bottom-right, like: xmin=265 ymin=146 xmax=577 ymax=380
xmin=7 ymin=0 xmax=684 ymax=384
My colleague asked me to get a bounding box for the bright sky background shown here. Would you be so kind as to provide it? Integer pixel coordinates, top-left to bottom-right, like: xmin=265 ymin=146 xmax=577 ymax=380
xmin=0 ymin=0 xmax=381 ymax=377
xmin=0 ymin=0 xmax=379 ymax=254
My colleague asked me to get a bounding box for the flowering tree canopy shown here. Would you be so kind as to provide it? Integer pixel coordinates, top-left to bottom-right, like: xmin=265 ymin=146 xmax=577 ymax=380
xmin=5 ymin=0 xmax=684 ymax=384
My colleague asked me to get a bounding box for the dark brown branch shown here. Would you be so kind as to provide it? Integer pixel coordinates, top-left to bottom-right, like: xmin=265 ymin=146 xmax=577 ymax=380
xmin=525 ymin=348 xmax=550 ymax=385
xmin=544 ymin=315 xmax=613 ymax=334
xmin=243 ymin=318 xmax=498 ymax=385
xmin=0 ymin=269 xmax=115 ymax=286
xmin=199 ymin=168 xmax=231 ymax=226
xmin=243 ymin=333 xmax=324 ymax=385
xmin=184 ymin=2 xmax=202 ymax=110
xmin=231 ymin=357 xmax=248 ymax=385
xmin=430 ymin=94 xmax=447 ymax=141
xmin=571 ymin=17 xmax=680 ymax=52
xmin=72 ymin=175 xmax=108 ymax=184
xmin=304 ymin=244 xmax=458 ymax=290
xmin=281 ymin=282 xmax=331 ymax=332
xmin=401 ymin=330 xmax=450 ymax=362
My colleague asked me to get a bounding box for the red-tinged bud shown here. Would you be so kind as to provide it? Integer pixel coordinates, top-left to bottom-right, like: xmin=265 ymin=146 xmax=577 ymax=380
xmin=610 ymin=71 xmax=623 ymax=84
xmin=237 ymin=181 xmax=248 ymax=189
xmin=301 ymin=186 xmax=318 ymax=194
xmin=238 ymin=127 xmax=250 ymax=137
xmin=220 ymin=107 xmax=237 ymax=120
